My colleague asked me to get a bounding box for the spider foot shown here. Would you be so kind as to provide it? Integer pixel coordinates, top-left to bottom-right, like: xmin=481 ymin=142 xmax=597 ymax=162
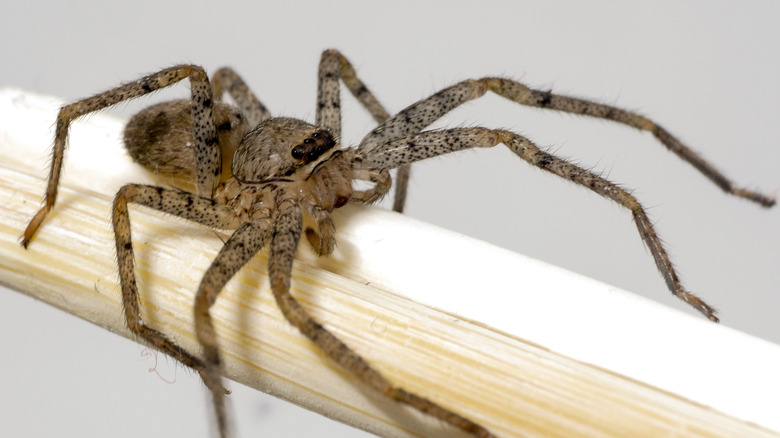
xmin=21 ymin=205 xmax=52 ymax=248
xmin=732 ymin=187 xmax=776 ymax=208
xmin=197 ymin=365 xmax=231 ymax=397
xmin=679 ymin=290 xmax=719 ymax=322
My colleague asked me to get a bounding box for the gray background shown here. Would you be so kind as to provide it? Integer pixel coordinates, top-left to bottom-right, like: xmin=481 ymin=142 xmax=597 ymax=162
xmin=1 ymin=1 xmax=778 ymax=437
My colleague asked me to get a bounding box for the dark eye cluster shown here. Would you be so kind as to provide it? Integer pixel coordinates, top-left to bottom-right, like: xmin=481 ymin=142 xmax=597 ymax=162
xmin=291 ymin=129 xmax=336 ymax=163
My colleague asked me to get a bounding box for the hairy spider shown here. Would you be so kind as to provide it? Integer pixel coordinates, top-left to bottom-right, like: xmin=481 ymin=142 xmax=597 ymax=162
xmin=21 ymin=49 xmax=774 ymax=437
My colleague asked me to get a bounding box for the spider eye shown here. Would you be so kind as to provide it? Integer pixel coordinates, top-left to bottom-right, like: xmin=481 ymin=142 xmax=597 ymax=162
xmin=291 ymin=130 xmax=336 ymax=162
xmin=291 ymin=145 xmax=306 ymax=159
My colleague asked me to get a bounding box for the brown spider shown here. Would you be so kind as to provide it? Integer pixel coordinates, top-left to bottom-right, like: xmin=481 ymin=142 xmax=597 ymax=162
xmin=21 ymin=49 xmax=774 ymax=437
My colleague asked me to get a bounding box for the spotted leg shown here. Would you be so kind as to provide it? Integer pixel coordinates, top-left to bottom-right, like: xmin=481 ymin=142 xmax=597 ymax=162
xmin=358 ymin=78 xmax=774 ymax=208
xmin=212 ymin=67 xmax=271 ymax=127
xmin=112 ymin=184 xmax=245 ymax=436
xmin=316 ymin=49 xmax=412 ymax=212
xmin=193 ymin=218 xmax=273 ymax=437
xmin=23 ymin=65 xmax=222 ymax=247
xmin=268 ymin=204 xmax=497 ymax=437
xmin=359 ymin=127 xmax=720 ymax=321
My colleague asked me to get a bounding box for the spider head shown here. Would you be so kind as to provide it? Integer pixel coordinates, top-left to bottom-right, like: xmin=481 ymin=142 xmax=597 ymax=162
xmin=232 ymin=117 xmax=338 ymax=183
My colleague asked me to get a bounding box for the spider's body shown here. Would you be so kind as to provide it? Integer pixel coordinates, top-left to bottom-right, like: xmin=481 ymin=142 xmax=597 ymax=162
xmin=127 ymin=107 xmax=385 ymax=253
xmin=124 ymin=100 xmax=247 ymax=184
xmin=21 ymin=49 xmax=773 ymax=437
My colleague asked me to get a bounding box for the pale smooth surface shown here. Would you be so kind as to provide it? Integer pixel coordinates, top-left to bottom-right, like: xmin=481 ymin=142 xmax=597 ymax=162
xmin=2 ymin=2 xmax=779 ymax=437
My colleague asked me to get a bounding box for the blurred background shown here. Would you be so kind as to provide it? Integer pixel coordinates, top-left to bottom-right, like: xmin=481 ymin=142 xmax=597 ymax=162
xmin=1 ymin=1 xmax=778 ymax=436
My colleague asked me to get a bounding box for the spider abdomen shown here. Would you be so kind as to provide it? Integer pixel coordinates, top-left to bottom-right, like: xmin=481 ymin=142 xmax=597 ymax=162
xmin=124 ymin=100 xmax=247 ymax=185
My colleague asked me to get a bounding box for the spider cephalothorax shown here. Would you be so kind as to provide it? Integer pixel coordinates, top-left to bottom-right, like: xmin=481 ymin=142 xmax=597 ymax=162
xmin=21 ymin=49 xmax=774 ymax=437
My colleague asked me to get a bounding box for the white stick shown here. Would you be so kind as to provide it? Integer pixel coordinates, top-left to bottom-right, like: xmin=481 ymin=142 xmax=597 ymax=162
xmin=1 ymin=87 xmax=779 ymax=437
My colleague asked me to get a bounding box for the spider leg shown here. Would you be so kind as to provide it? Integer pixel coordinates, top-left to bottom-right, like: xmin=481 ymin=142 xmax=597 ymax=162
xmin=112 ymin=184 xmax=244 ymax=435
xmin=22 ymin=65 xmax=222 ymax=247
xmin=316 ymin=49 xmax=412 ymax=212
xmin=317 ymin=49 xmax=390 ymax=139
xmin=359 ymin=78 xmax=775 ymax=208
xmin=360 ymin=128 xmax=719 ymax=321
xmin=212 ymin=67 xmax=271 ymax=126
xmin=269 ymin=205 xmax=496 ymax=437
xmin=484 ymin=78 xmax=775 ymax=207
xmin=358 ymin=80 xmax=487 ymax=153
xmin=193 ymin=219 xmax=273 ymax=438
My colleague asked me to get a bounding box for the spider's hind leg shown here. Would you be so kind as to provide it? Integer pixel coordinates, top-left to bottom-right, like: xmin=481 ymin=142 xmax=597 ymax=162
xmin=211 ymin=67 xmax=271 ymax=127
xmin=23 ymin=65 xmax=222 ymax=247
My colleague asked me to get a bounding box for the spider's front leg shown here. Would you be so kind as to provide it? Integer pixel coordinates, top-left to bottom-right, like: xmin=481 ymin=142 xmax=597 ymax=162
xmin=359 ymin=77 xmax=774 ymax=208
xmin=23 ymin=65 xmax=222 ymax=247
xmin=316 ymin=49 xmax=412 ymax=212
xmin=484 ymin=78 xmax=775 ymax=207
xmin=359 ymin=128 xmax=719 ymax=321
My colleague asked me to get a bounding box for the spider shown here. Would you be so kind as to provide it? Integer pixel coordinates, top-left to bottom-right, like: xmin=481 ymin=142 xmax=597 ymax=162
xmin=21 ymin=49 xmax=774 ymax=437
